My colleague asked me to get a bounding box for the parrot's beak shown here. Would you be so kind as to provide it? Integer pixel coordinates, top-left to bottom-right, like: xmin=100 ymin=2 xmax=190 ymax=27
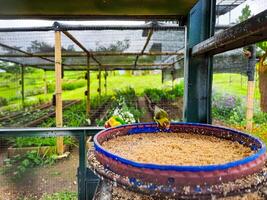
xmin=164 ymin=121 xmax=170 ymax=130
xmin=104 ymin=122 xmax=111 ymax=128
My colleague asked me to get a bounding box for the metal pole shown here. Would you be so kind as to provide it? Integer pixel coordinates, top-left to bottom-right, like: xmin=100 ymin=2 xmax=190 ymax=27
xmin=21 ymin=65 xmax=25 ymax=108
xmin=78 ymin=131 xmax=87 ymax=200
xmin=98 ymin=67 xmax=101 ymax=97
xmin=183 ymin=0 xmax=216 ymax=123
xmin=55 ymin=31 xmax=64 ymax=155
xmin=86 ymin=56 xmax=90 ymax=118
xmin=104 ymin=68 xmax=107 ymax=95
xmin=44 ymin=69 xmax=48 ymax=95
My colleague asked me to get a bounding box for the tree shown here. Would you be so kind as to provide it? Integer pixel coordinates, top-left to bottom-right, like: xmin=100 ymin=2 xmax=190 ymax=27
xmin=237 ymin=5 xmax=251 ymax=23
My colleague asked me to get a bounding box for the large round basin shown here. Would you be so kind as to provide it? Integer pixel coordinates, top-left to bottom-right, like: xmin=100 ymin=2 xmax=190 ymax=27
xmin=93 ymin=123 xmax=266 ymax=188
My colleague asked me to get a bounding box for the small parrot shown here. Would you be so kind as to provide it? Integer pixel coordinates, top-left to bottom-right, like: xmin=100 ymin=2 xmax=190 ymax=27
xmin=104 ymin=116 xmax=126 ymax=128
xmin=153 ymin=106 xmax=170 ymax=129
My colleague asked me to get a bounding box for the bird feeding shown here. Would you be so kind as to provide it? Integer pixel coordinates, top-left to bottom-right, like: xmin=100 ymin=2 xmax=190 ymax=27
xmin=90 ymin=123 xmax=267 ymax=198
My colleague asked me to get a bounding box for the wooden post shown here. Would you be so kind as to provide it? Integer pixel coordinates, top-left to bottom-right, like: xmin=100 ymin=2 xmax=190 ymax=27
xmin=246 ymin=81 xmax=254 ymax=130
xmin=44 ymin=69 xmax=48 ymax=95
xmin=86 ymin=56 xmax=90 ymax=117
xmin=21 ymin=65 xmax=25 ymax=108
xmin=246 ymin=45 xmax=256 ymax=131
xmin=55 ymin=31 xmax=64 ymax=155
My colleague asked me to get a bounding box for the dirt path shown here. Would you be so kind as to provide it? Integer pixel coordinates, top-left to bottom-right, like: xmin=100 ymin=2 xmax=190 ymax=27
xmin=137 ymin=97 xmax=153 ymax=122
xmin=0 ymin=148 xmax=79 ymax=200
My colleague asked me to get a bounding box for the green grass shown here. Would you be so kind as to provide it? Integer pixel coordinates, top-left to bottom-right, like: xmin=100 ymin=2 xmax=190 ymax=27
xmin=0 ymin=70 xmax=163 ymax=112
xmin=0 ymin=69 xmax=262 ymax=113
xmin=41 ymin=191 xmax=77 ymax=200
xmin=213 ymin=73 xmax=260 ymax=99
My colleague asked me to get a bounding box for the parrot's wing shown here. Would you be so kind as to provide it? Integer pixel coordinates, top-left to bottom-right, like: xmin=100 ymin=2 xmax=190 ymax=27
xmin=114 ymin=116 xmax=126 ymax=125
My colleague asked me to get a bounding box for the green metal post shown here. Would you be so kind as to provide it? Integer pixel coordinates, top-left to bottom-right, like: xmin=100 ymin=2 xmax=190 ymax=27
xmin=78 ymin=131 xmax=87 ymax=200
xmin=183 ymin=0 xmax=216 ymax=123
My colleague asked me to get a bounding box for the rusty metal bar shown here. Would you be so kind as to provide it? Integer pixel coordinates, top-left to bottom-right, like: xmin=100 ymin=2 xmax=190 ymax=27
xmin=62 ymin=30 xmax=102 ymax=66
xmin=192 ymin=10 xmax=267 ymax=56
xmin=0 ymin=42 xmax=55 ymax=63
xmin=0 ymin=51 xmax=183 ymax=57
xmin=134 ymin=29 xmax=153 ymax=67
xmin=31 ymin=63 xmax=173 ymax=67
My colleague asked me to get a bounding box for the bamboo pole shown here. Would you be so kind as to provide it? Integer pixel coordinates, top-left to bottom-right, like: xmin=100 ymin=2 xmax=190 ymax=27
xmin=246 ymin=81 xmax=254 ymax=131
xmin=86 ymin=56 xmax=90 ymax=118
xmin=55 ymin=31 xmax=64 ymax=155
xmin=246 ymin=45 xmax=256 ymax=131
xmin=21 ymin=65 xmax=25 ymax=108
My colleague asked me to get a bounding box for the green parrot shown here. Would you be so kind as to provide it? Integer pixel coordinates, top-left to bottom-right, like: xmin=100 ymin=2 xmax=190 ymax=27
xmin=153 ymin=106 xmax=170 ymax=129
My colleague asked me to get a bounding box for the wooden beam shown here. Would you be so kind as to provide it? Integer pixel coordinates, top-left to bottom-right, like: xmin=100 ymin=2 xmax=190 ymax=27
xmin=55 ymin=31 xmax=64 ymax=155
xmin=192 ymin=10 xmax=267 ymax=56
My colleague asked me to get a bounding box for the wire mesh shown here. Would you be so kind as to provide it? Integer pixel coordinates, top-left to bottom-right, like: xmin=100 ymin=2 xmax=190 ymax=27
xmin=0 ymin=135 xmax=78 ymax=200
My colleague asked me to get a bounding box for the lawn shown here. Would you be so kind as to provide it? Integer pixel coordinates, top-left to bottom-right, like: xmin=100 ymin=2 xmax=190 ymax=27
xmin=0 ymin=69 xmax=164 ymax=112
xmin=0 ymin=69 xmax=262 ymax=113
xmin=213 ymin=73 xmax=260 ymax=99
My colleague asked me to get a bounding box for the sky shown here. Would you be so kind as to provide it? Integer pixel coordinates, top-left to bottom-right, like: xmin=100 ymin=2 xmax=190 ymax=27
xmin=217 ymin=0 xmax=267 ymax=25
xmin=0 ymin=0 xmax=265 ymax=28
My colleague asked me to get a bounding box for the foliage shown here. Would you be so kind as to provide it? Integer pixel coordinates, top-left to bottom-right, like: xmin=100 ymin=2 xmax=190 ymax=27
xmin=27 ymin=40 xmax=75 ymax=53
xmin=231 ymin=124 xmax=267 ymax=145
xmin=95 ymin=39 xmax=129 ymax=52
xmin=97 ymin=87 xmax=142 ymax=126
xmin=237 ymin=5 xmax=251 ymax=23
xmin=41 ymin=191 xmax=77 ymax=200
xmin=212 ymin=92 xmax=245 ymax=124
xmin=7 ymin=137 xmax=75 ymax=148
xmin=1 ymin=150 xmax=57 ymax=180
xmin=144 ymin=83 xmax=184 ymax=103
xmin=62 ymin=80 xmax=86 ymax=91
xmin=0 ymin=96 xmax=8 ymax=106
xmin=212 ymin=91 xmax=267 ymax=125
xmin=41 ymin=96 xmax=111 ymax=127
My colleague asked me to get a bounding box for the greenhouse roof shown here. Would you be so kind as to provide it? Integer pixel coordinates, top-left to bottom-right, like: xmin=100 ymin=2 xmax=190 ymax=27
xmin=0 ymin=0 xmax=197 ymax=20
xmin=0 ymin=22 xmax=185 ymax=71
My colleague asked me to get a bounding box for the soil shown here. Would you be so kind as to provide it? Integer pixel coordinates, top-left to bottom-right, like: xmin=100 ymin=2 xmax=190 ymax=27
xmin=137 ymin=97 xmax=153 ymax=122
xmin=101 ymin=132 xmax=253 ymax=166
xmin=156 ymin=98 xmax=183 ymax=121
xmin=0 ymin=147 xmax=79 ymax=200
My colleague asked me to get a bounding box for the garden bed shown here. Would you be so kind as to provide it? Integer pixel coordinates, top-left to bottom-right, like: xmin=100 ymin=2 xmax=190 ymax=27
xmin=7 ymin=145 xmax=70 ymax=158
